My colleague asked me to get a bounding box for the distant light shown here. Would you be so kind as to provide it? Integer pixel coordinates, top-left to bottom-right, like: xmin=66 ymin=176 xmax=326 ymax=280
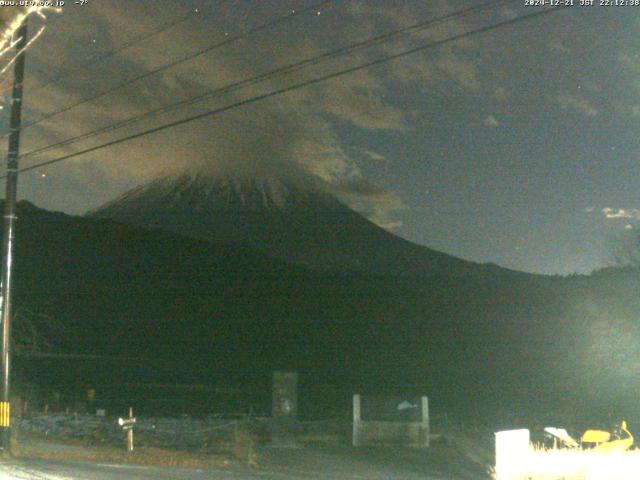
xmin=41 ymin=173 xmax=46 ymax=178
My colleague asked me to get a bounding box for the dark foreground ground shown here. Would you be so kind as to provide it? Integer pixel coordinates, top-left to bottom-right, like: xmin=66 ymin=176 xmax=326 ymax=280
xmin=0 ymin=441 xmax=492 ymax=479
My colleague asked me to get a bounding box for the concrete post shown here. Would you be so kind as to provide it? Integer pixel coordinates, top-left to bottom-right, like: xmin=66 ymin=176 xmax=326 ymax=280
xmin=352 ymin=394 xmax=361 ymax=447
xmin=421 ymin=396 xmax=430 ymax=448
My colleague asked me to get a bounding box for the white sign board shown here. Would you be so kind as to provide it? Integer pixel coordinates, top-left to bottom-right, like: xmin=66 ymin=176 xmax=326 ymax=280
xmin=495 ymin=429 xmax=531 ymax=480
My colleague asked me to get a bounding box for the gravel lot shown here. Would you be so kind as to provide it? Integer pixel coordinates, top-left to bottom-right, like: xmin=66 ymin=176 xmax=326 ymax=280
xmin=10 ymin=414 xmax=493 ymax=479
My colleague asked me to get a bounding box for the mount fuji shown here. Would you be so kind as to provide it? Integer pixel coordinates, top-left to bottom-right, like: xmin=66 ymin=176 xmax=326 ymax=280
xmin=88 ymin=171 xmax=490 ymax=277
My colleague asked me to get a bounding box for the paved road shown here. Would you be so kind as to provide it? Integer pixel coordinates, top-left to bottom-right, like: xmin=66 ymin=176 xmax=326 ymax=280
xmin=0 ymin=445 xmax=489 ymax=479
xmin=0 ymin=458 xmax=242 ymax=479
xmin=0 ymin=458 xmax=426 ymax=480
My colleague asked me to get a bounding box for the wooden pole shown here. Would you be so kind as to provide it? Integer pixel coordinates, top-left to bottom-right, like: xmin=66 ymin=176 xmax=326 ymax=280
xmin=127 ymin=407 xmax=134 ymax=452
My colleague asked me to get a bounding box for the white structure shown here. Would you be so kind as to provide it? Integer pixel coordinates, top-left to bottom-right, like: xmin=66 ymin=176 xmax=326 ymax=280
xmin=352 ymin=394 xmax=429 ymax=448
xmin=493 ymin=427 xmax=640 ymax=479
xmin=494 ymin=429 xmax=531 ymax=480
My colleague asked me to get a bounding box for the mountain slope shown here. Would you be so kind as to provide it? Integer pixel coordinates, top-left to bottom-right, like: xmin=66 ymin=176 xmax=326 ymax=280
xmin=89 ymin=172 xmax=486 ymax=277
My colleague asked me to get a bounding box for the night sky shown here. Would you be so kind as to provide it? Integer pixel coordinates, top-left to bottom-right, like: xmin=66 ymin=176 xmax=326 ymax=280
xmin=1 ymin=0 xmax=638 ymax=275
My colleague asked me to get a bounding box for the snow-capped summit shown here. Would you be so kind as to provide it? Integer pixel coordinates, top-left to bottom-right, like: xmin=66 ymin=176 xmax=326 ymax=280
xmin=88 ymin=170 xmax=473 ymax=276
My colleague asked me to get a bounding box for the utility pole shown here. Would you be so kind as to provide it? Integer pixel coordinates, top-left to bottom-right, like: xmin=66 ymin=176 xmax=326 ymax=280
xmin=0 ymin=18 xmax=28 ymax=453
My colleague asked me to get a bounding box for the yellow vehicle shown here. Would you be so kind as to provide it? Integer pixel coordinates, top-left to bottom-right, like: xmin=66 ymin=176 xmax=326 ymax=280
xmin=545 ymin=421 xmax=634 ymax=452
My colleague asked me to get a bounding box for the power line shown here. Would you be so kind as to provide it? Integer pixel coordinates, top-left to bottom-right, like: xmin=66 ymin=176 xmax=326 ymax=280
xmin=17 ymin=6 xmax=203 ymax=98
xmin=20 ymin=0 xmax=509 ymax=162
xmin=5 ymin=6 xmax=568 ymax=179
xmin=1 ymin=0 xmax=331 ymax=138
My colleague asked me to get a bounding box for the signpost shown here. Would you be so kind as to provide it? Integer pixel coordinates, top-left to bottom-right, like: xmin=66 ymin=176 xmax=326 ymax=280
xmin=118 ymin=407 xmax=136 ymax=452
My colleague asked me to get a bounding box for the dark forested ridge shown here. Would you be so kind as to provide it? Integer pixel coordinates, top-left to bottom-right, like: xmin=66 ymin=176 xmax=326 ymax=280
xmin=5 ymin=200 xmax=640 ymax=424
